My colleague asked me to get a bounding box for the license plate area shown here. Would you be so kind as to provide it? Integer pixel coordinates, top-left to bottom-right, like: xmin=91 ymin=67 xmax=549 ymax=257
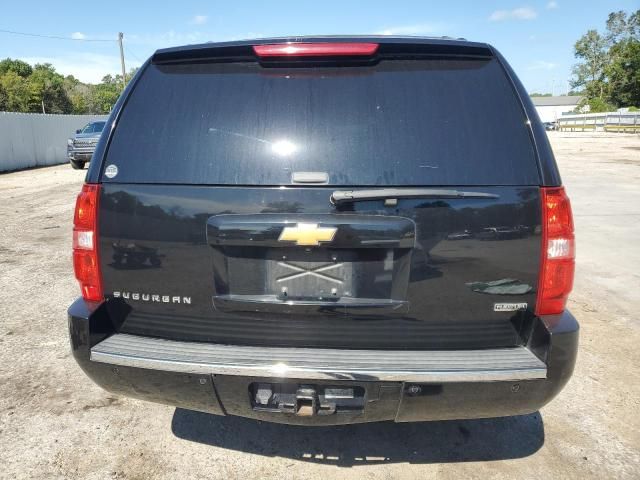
xmin=208 ymin=213 xmax=415 ymax=313
xmin=221 ymin=247 xmax=406 ymax=301
xmin=267 ymin=249 xmax=355 ymax=301
xmin=212 ymin=246 xmax=412 ymax=314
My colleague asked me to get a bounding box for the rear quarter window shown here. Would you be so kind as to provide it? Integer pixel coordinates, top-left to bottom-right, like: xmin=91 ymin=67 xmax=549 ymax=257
xmin=103 ymin=58 xmax=540 ymax=186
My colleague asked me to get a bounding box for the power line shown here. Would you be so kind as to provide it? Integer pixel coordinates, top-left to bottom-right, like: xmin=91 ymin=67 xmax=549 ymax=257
xmin=124 ymin=45 xmax=144 ymax=64
xmin=0 ymin=28 xmax=115 ymax=42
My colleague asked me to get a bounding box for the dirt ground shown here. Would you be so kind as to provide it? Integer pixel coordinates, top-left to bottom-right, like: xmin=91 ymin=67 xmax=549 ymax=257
xmin=0 ymin=131 xmax=639 ymax=479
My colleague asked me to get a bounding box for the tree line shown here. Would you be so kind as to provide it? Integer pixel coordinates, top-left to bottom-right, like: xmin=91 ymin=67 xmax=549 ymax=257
xmin=571 ymin=10 xmax=639 ymax=112
xmin=0 ymin=58 xmax=137 ymax=114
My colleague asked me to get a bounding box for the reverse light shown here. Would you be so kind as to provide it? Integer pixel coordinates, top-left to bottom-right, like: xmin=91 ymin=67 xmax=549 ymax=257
xmin=535 ymin=187 xmax=575 ymax=315
xmin=73 ymin=184 xmax=103 ymax=303
xmin=253 ymin=42 xmax=379 ymax=57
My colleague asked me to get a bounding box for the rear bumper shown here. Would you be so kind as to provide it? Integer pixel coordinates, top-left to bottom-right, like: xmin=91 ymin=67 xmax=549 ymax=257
xmin=68 ymin=298 xmax=578 ymax=425
xmin=91 ymin=333 xmax=547 ymax=383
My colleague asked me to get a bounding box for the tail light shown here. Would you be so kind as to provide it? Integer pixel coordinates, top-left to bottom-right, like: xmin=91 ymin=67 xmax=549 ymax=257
xmin=536 ymin=187 xmax=575 ymax=315
xmin=73 ymin=184 xmax=103 ymax=303
xmin=253 ymin=42 xmax=379 ymax=57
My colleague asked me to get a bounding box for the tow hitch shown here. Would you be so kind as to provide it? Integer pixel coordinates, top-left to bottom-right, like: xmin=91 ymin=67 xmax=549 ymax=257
xmin=251 ymin=383 xmax=365 ymax=416
xmin=294 ymin=386 xmax=318 ymax=416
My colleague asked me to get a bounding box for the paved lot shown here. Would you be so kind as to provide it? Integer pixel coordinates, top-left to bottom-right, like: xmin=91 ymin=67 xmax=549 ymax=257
xmin=0 ymin=132 xmax=639 ymax=479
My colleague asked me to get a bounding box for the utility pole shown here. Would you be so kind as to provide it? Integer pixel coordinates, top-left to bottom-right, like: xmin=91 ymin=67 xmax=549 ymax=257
xmin=118 ymin=32 xmax=126 ymax=91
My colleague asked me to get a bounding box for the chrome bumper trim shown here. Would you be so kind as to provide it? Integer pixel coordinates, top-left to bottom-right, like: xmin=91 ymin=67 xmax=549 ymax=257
xmin=91 ymin=334 xmax=547 ymax=382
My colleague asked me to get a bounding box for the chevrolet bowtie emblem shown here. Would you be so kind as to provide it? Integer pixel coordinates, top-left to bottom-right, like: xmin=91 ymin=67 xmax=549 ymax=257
xmin=278 ymin=223 xmax=337 ymax=246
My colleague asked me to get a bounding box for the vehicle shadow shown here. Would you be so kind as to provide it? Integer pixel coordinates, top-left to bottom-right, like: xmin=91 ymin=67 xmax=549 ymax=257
xmin=171 ymin=409 xmax=544 ymax=466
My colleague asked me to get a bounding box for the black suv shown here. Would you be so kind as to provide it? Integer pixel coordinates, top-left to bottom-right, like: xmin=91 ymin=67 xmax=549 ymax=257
xmin=69 ymin=37 xmax=578 ymax=425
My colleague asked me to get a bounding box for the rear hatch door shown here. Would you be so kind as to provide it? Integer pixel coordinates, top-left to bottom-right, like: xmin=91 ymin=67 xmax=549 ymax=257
xmin=98 ymin=41 xmax=542 ymax=349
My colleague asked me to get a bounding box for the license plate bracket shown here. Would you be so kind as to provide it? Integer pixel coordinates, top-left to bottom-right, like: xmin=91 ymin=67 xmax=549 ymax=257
xmin=267 ymin=254 xmax=353 ymax=301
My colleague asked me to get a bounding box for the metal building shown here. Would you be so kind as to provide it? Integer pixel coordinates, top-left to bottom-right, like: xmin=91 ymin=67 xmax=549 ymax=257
xmin=531 ymin=96 xmax=583 ymax=123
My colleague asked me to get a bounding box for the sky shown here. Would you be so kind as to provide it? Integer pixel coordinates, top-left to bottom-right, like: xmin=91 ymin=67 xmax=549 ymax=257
xmin=0 ymin=0 xmax=637 ymax=93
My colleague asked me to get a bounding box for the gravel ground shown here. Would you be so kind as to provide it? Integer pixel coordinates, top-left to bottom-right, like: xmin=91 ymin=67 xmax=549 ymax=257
xmin=0 ymin=132 xmax=639 ymax=479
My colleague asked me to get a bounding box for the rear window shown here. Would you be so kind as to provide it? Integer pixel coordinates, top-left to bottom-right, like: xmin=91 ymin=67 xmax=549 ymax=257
xmin=104 ymin=58 xmax=539 ymax=185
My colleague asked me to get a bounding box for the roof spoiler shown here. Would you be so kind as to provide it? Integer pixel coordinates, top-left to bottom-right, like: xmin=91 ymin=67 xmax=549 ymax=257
xmin=152 ymin=37 xmax=494 ymax=64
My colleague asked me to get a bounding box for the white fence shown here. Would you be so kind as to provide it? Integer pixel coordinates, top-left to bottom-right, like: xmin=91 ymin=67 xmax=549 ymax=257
xmin=557 ymin=111 xmax=640 ymax=132
xmin=0 ymin=112 xmax=108 ymax=172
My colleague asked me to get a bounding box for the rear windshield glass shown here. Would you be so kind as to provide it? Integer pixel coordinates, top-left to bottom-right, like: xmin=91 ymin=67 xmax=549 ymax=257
xmin=104 ymin=58 xmax=539 ymax=185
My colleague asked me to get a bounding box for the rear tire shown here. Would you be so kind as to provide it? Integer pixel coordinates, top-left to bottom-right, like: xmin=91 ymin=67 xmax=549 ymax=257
xmin=70 ymin=159 xmax=85 ymax=170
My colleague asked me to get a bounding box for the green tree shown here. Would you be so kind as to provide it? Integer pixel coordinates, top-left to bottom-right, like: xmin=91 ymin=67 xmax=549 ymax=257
xmin=605 ymin=11 xmax=640 ymax=107
xmin=0 ymin=83 xmax=8 ymax=110
xmin=0 ymin=58 xmax=138 ymax=114
xmin=63 ymin=75 xmax=92 ymax=114
xmin=606 ymin=10 xmax=639 ymax=43
xmin=89 ymin=68 xmax=138 ymax=113
xmin=571 ymin=29 xmax=609 ymax=99
xmin=0 ymin=58 xmax=33 ymax=77
xmin=26 ymin=63 xmax=72 ymax=113
xmin=575 ymin=97 xmax=617 ymax=113
xmin=90 ymin=74 xmax=121 ymax=113
xmin=607 ymin=39 xmax=640 ymax=107
xmin=0 ymin=70 xmax=29 ymax=111
xmin=571 ymin=9 xmax=640 ymax=108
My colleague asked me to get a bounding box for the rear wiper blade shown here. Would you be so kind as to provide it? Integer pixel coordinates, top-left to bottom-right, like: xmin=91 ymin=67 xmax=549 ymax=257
xmin=330 ymin=188 xmax=499 ymax=205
